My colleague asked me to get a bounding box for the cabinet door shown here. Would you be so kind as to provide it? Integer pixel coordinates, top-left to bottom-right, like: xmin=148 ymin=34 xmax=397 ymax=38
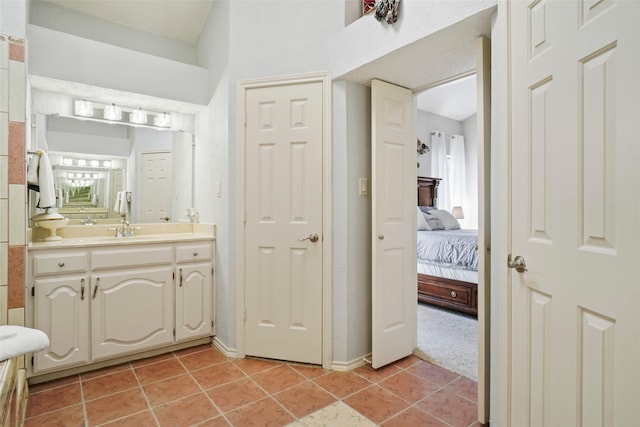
xmin=175 ymin=263 xmax=212 ymax=342
xmin=91 ymin=267 xmax=173 ymax=360
xmin=34 ymin=275 xmax=90 ymax=373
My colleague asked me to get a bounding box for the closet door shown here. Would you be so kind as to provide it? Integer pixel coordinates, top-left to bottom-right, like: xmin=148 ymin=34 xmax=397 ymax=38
xmin=371 ymin=79 xmax=416 ymax=368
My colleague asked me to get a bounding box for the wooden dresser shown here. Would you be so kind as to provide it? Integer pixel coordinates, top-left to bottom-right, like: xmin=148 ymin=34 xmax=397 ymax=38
xmin=417 ymin=274 xmax=478 ymax=316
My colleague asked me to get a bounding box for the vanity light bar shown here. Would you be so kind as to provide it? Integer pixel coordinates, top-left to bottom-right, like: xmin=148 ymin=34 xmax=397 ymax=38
xmin=103 ymin=103 xmax=122 ymax=121
xmin=74 ymin=99 xmax=94 ymax=117
xmin=72 ymin=99 xmax=173 ymax=129
xmin=129 ymin=108 xmax=147 ymax=125
xmin=154 ymin=112 xmax=172 ymax=128
xmin=60 ymin=158 xmax=114 ymax=169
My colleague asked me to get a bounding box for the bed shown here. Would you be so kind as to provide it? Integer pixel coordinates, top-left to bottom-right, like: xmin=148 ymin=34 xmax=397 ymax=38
xmin=417 ymin=176 xmax=478 ymax=316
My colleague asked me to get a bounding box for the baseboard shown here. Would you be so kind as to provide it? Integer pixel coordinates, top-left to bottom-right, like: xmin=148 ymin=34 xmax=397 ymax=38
xmin=331 ymin=353 xmax=371 ymax=371
xmin=212 ymin=336 xmax=238 ymax=358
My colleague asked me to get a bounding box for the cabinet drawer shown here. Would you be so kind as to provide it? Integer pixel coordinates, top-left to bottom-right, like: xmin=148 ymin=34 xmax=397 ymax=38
xmin=92 ymin=246 xmax=173 ymax=270
xmin=419 ymin=281 xmax=472 ymax=307
xmin=176 ymin=243 xmax=212 ymax=263
xmin=33 ymin=252 xmax=88 ymax=276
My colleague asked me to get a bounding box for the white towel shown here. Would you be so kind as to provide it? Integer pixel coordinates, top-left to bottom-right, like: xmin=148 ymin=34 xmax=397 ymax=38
xmin=114 ymin=191 xmax=122 ymax=212
xmin=118 ymin=191 xmax=129 ymax=215
xmin=114 ymin=191 xmax=128 ymax=215
xmin=26 ymin=150 xmax=41 ymax=186
xmin=0 ymin=325 xmax=50 ymax=361
xmin=36 ymin=151 xmax=57 ymax=208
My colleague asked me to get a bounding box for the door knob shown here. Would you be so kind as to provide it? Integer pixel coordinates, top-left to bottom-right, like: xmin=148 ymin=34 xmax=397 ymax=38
xmin=299 ymin=233 xmax=319 ymax=243
xmin=507 ymin=254 xmax=528 ymax=273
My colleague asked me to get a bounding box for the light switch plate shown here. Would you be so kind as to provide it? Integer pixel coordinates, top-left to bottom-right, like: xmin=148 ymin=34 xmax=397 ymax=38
xmin=359 ymin=178 xmax=368 ymax=196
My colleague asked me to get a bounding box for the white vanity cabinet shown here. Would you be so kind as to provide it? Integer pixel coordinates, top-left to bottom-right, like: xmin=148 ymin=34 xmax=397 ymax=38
xmin=32 ymin=251 xmax=90 ymax=373
xmin=90 ymin=245 xmax=175 ymax=361
xmin=28 ymin=234 xmax=215 ymax=376
xmin=175 ymin=243 xmax=214 ymax=342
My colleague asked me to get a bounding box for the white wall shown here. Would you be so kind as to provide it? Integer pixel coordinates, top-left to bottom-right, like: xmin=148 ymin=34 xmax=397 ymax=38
xmin=193 ymin=0 xmax=233 ymax=348
xmin=29 ymin=1 xmax=197 ymax=65
xmin=330 ymin=0 xmax=496 ymax=80
xmin=1 ymin=0 xmax=27 ymax=38
xmin=332 ymin=80 xmax=372 ymax=363
xmin=27 ymin=25 xmax=209 ymax=105
xmin=45 ymin=115 xmax=132 ymax=157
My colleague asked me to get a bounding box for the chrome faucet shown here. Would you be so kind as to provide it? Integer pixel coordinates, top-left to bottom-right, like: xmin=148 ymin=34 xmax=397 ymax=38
xmin=123 ymin=220 xmax=141 ymax=237
xmin=107 ymin=219 xmax=140 ymax=238
xmin=108 ymin=219 xmax=126 ymax=237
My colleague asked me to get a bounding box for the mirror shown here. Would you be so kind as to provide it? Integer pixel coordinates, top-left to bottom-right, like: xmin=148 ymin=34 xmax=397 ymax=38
xmin=33 ymin=113 xmax=194 ymax=223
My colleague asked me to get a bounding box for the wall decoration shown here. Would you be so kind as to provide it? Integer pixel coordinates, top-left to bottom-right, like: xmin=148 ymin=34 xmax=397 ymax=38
xmin=363 ymin=0 xmax=376 ymax=15
xmin=375 ymin=0 xmax=400 ymax=24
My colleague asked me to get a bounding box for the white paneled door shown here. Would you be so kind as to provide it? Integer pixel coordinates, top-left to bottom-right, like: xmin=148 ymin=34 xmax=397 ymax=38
xmin=139 ymin=151 xmax=172 ymax=222
xmin=244 ymin=81 xmax=324 ymax=364
xmin=371 ymin=79 xmax=416 ymax=369
xmin=507 ymin=1 xmax=640 ymax=424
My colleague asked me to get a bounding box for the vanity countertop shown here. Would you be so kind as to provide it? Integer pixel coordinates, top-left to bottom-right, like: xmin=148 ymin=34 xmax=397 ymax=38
xmin=28 ymin=223 xmax=216 ymax=250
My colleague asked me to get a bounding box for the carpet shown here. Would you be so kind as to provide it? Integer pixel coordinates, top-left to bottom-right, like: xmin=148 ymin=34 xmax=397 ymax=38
xmin=413 ymin=303 xmax=478 ymax=381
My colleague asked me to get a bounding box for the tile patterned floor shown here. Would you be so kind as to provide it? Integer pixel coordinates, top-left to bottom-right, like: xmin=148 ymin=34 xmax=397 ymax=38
xmin=24 ymin=344 xmax=481 ymax=426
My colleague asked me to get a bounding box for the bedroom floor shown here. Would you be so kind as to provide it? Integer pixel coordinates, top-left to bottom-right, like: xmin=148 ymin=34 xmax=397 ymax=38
xmin=25 ymin=344 xmax=480 ymax=427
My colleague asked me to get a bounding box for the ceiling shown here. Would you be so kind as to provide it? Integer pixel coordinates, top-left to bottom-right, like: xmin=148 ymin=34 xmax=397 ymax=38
xmin=43 ymin=0 xmax=215 ymax=44
xmin=39 ymin=0 xmax=479 ymax=122
xmin=416 ymin=74 xmax=477 ymax=122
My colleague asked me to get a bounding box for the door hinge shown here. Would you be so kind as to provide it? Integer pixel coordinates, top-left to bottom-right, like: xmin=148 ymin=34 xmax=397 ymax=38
xmin=173 ymin=271 xmax=175 ymax=281
xmin=211 ymin=268 xmax=214 ymax=276
xmin=173 ymin=329 xmax=176 ymax=338
xmin=211 ymin=320 xmax=214 ymax=328
xmin=31 ymin=287 xmax=35 ymax=297
xmin=31 ymin=356 xmax=34 ymax=366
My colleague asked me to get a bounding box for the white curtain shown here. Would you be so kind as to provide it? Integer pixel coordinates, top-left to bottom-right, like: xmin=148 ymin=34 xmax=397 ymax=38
xmin=430 ymin=131 xmax=449 ymax=210
xmin=448 ymin=135 xmax=466 ymax=213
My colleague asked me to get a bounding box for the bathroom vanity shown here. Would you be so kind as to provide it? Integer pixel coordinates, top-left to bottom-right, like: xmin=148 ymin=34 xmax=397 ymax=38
xmin=26 ymin=223 xmax=215 ymax=380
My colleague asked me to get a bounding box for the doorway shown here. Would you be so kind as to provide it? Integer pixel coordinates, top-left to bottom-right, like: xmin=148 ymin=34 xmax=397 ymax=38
xmin=414 ymin=73 xmax=480 ymax=382
xmin=369 ymin=36 xmax=491 ymax=423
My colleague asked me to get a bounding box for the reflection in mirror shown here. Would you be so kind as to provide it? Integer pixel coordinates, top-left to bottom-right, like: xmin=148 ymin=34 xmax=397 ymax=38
xmin=31 ymin=113 xmax=194 ymax=224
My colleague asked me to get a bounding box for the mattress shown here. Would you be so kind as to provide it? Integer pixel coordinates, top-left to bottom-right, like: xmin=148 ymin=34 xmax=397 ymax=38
xmin=417 ymin=259 xmax=478 ymax=284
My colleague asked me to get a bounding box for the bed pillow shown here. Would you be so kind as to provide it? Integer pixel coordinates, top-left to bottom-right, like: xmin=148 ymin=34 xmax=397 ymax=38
xmin=422 ymin=212 xmax=445 ymax=230
xmin=418 ymin=205 xmax=435 ymax=214
xmin=429 ymin=209 xmax=461 ymax=230
xmin=417 ymin=206 xmax=429 ymax=230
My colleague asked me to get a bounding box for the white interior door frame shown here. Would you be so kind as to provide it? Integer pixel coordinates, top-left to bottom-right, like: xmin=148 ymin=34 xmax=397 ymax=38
xmin=497 ymin=4 xmax=513 ymax=423
xmin=235 ymin=72 xmax=333 ymax=369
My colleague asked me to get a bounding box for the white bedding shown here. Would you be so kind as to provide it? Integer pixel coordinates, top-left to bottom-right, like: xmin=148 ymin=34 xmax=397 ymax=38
xmin=417 ymin=228 xmax=478 ymax=284
xmin=417 ymin=229 xmax=478 ymax=270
